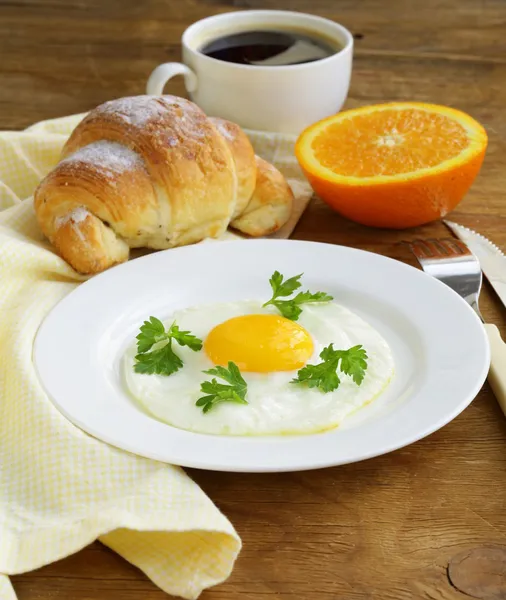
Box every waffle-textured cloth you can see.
[0,113,311,599]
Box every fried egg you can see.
[123,301,394,436]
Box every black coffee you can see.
[200,29,340,67]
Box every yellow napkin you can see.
[0,113,311,599]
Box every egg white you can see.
[123,301,394,436]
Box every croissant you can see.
[34,95,294,274]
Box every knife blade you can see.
[444,220,506,415]
[444,220,506,307]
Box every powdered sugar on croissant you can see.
[34,95,293,274]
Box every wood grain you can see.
[2,0,506,598]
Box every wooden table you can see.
[3,0,506,598]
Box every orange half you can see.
[295,102,488,228]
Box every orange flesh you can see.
[311,108,471,178]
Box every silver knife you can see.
[445,220,506,412]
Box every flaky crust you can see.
[231,156,294,237]
[34,95,293,274]
[209,117,257,219]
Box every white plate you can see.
[34,240,490,472]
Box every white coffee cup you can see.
[146,10,353,134]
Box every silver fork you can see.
[408,237,506,415]
[408,238,484,321]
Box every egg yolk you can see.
[204,314,314,373]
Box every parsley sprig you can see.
[263,271,333,321]
[196,362,248,413]
[292,344,368,393]
[134,316,202,376]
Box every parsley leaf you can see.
[292,359,341,393]
[167,322,203,351]
[263,271,333,321]
[291,344,368,393]
[268,271,303,298]
[134,340,183,376]
[292,290,334,305]
[134,317,202,376]
[196,361,248,413]
[204,362,247,394]
[338,345,368,385]
[136,316,166,353]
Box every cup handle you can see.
[146,62,198,95]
